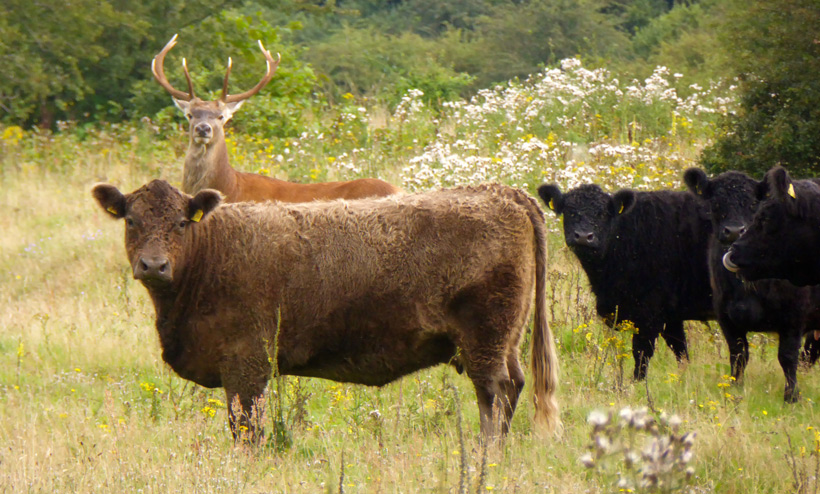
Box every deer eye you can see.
[217,115,224,120]
[186,113,192,119]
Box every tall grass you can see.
[1,60,818,492]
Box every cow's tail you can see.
[512,188,561,435]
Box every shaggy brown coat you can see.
[92,180,560,439]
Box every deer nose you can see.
[194,123,212,137]
[572,230,596,247]
[721,225,746,243]
[134,256,172,284]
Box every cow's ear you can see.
[768,166,799,215]
[537,184,564,215]
[187,189,223,222]
[683,167,711,198]
[92,183,126,219]
[611,189,637,216]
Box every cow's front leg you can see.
[220,352,272,444]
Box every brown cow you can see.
[152,35,401,202]
[92,180,560,440]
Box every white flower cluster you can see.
[581,407,697,493]
[398,58,733,193]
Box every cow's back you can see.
[588,190,713,321]
[175,184,539,385]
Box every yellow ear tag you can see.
[548,199,554,210]
[191,209,204,223]
[107,206,118,215]
[619,203,625,214]
[788,183,796,199]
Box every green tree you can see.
[701,0,820,177]
[0,0,121,126]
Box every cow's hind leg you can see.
[719,320,749,385]
[447,263,528,437]
[661,319,689,364]
[469,361,521,437]
[631,331,657,381]
[779,331,803,403]
[800,332,820,368]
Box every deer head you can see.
[152,34,281,146]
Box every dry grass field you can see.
[1,71,818,492]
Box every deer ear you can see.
[537,184,564,215]
[92,183,126,219]
[223,100,245,122]
[187,189,223,222]
[173,98,192,116]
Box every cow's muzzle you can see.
[134,256,173,284]
[571,230,598,248]
[719,224,746,244]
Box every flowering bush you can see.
[399,59,733,193]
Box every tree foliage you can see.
[1,0,731,131]
[701,0,820,178]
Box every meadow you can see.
[1,59,818,493]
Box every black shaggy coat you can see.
[538,183,714,380]
[686,168,820,402]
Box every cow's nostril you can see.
[140,260,149,272]
[159,262,168,273]
[586,233,595,242]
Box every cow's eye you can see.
[178,220,188,229]
[125,218,135,228]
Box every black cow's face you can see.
[538,183,636,260]
[724,167,820,286]
[684,169,759,245]
[92,180,222,287]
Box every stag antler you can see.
[152,34,195,101]
[221,40,281,104]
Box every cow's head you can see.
[92,180,222,287]
[723,166,820,286]
[684,168,760,245]
[538,183,636,259]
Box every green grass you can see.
[1,98,819,493]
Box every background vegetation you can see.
[2,0,820,491]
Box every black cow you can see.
[724,166,820,286]
[685,168,820,402]
[538,183,714,380]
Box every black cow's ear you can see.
[683,167,711,198]
[188,189,223,223]
[537,184,564,215]
[92,183,126,219]
[755,174,771,200]
[768,166,799,215]
[611,189,636,216]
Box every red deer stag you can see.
[152,35,401,202]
